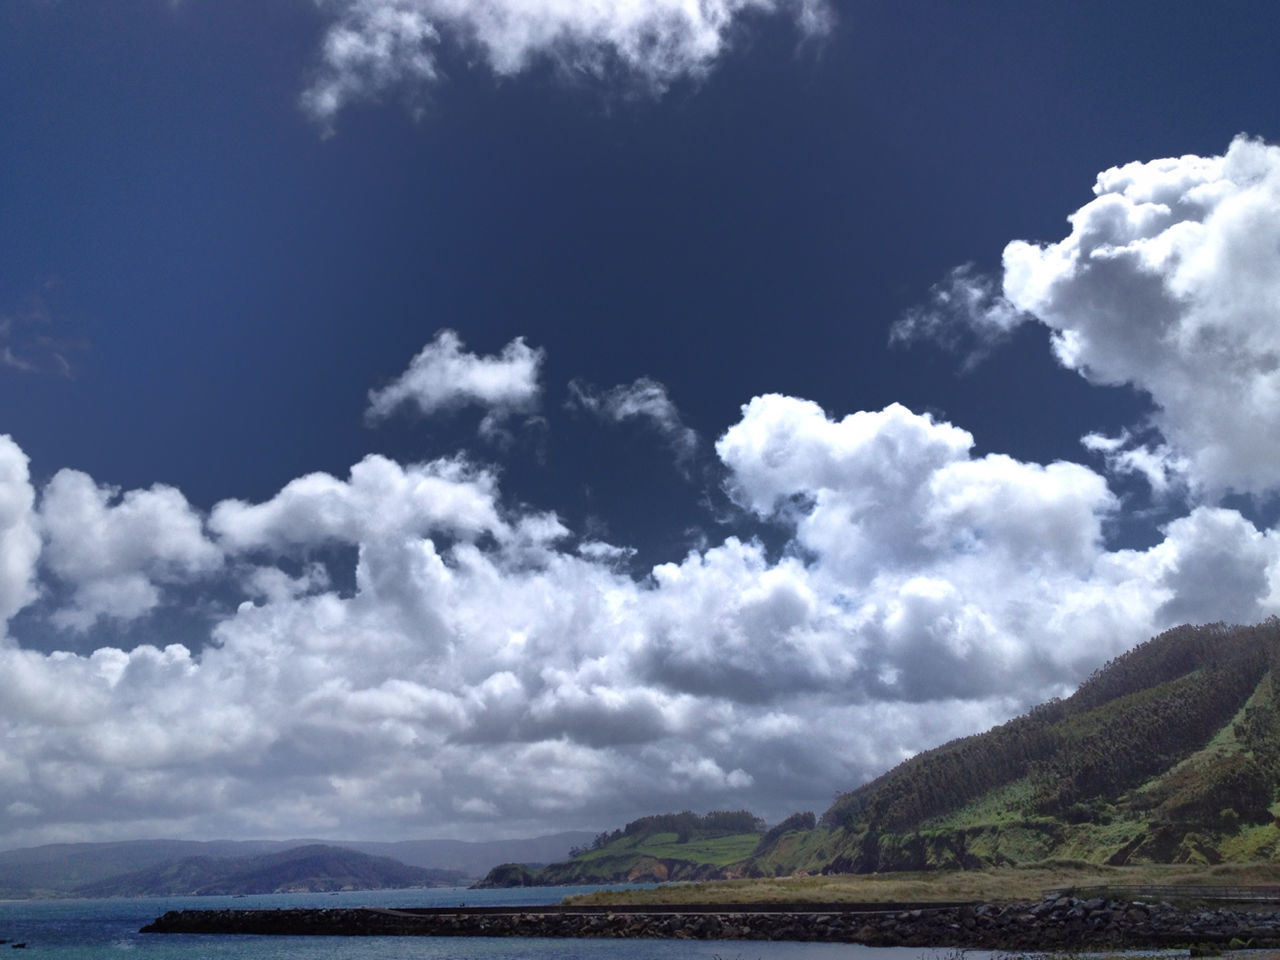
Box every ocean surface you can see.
[0,885,1000,960]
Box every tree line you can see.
[570,809,766,857]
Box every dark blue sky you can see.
[3,0,1280,845]
[11,1,1273,505]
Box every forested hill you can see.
[751,620,1280,874]
[474,811,764,887]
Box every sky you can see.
[2,0,1280,850]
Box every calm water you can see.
[0,886,997,960]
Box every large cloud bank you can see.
[5,137,1280,847]
[4,401,1279,844]
[301,0,834,125]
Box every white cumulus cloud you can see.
[38,470,222,632]
[210,454,509,553]
[1004,135,1280,496]
[0,436,40,628]
[911,135,1280,498]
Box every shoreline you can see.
[141,895,1280,949]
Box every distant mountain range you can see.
[74,844,461,897]
[0,831,593,899]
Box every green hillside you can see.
[747,620,1280,876]
[486,621,1280,890]
[475,811,764,886]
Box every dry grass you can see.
[564,862,1280,906]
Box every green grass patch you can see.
[1219,821,1280,861]
[919,778,1037,831]
[627,833,762,865]
[1053,819,1144,862]
[565,861,1280,907]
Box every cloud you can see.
[241,563,332,605]
[0,287,82,379]
[301,0,835,127]
[210,454,510,554]
[914,136,1280,497]
[568,377,699,469]
[577,540,637,565]
[301,3,440,128]
[1145,507,1280,627]
[714,395,1139,701]
[366,330,543,439]
[0,436,40,628]
[38,470,222,632]
[6,376,1279,847]
[1081,430,1188,497]
[892,263,1025,366]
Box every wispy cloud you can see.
[568,376,699,472]
[891,263,1026,369]
[301,0,835,128]
[0,285,82,379]
[367,329,544,440]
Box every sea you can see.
[0,885,1002,960]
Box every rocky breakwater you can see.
[140,896,1280,949]
[847,895,1280,950]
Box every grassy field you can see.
[564,861,1280,906]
